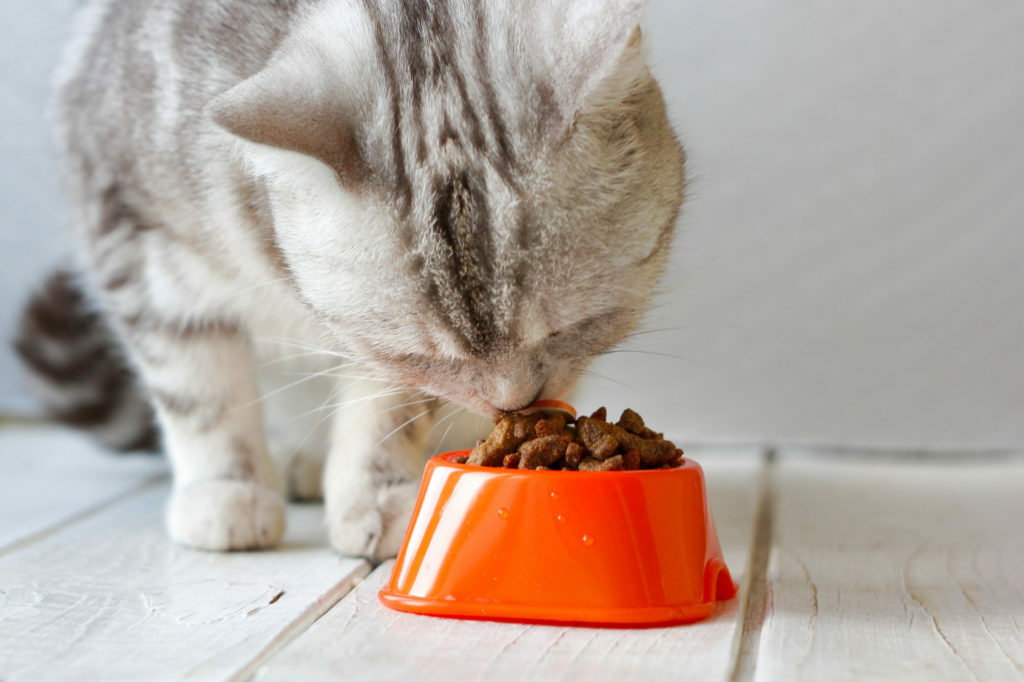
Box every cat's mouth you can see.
[361,358,566,420]
[338,333,579,419]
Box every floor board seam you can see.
[0,473,168,558]
[228,561,372,682]
[726,447,776,682]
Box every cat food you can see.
[465,407,683,471]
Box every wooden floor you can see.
[1,425,1021,681]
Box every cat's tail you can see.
[13,269,159,452]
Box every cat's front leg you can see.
[323,379,439,561]
[121,317,286,550]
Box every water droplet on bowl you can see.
[444,594,456,601]
[556,514,565,522]
[550,492,558,500]
[497,508,509,519]
[582,534,594,546]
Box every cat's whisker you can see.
[579,369,637,392]
[373,394,439,418]
[627,324,763,339]
[320,371,392,383]
[628,322,814,356]
[596,348,719,371]
[291,386,408,421]
[253,336,355,362]
[423,399,459,434]
[430,404,467,456]
[287,382,410,467]
[374,407,433,449]
[281,382,347,466]
[282,378,409,463]
[271,356,361,374]
[254,350,360,370]
[231,361,358,413]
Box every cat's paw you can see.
[284,450,324,502]
[167,479,286,551]
[326,481,419,562]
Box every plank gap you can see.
[752,452,1024,680]
[0,473,167,559]
[229,562,371,682]
[727,447,776,682]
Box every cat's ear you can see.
[206,46,369,185]
[534,0,648,117]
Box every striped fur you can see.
[16,270,158,452]
[21,0,685,558]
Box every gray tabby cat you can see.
[17,0,684,560]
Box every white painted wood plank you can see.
[755,451,1024,682]
[0,484,370,682]
[0,425,168,550]
[254,450,763,682]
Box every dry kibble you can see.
[575,417,623,460]
[617,408,660,439]
[518,435,568,469]
[467,412,542,466]
[617,408,645,434]
[565,442,584,468]
[622,449,641,471]
[535,414,566,438]
[452,454,469,464]
[466,407,683,471]
[579,455,624,471]
[621,432,679,466]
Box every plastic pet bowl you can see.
[379,451,737,627]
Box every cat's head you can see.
[210,0,684,417]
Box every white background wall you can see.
[2,1,1022,449]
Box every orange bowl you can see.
[379,451,737,627]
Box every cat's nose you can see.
[486,379,544,414]
[492,387,543,414]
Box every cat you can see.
[15,0,685,561]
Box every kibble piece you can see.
[452,454,469,464]
[535,414,566,438]
[616,408,659,439]
[575,417,624,460]
[565,442,584,468]
[621,433,679,466]
[589,406,608,422]
[503,453,521,469]
[579,454,624,471]
[510,412,543,439]
[518,435,569,469]
[617,408,645,434]
[467,413,541,466]
[622,449,641,470]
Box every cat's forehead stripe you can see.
[356,0,546,356]
[359,0,413,215]
[361,0,534,207]
[468,0,520,189]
